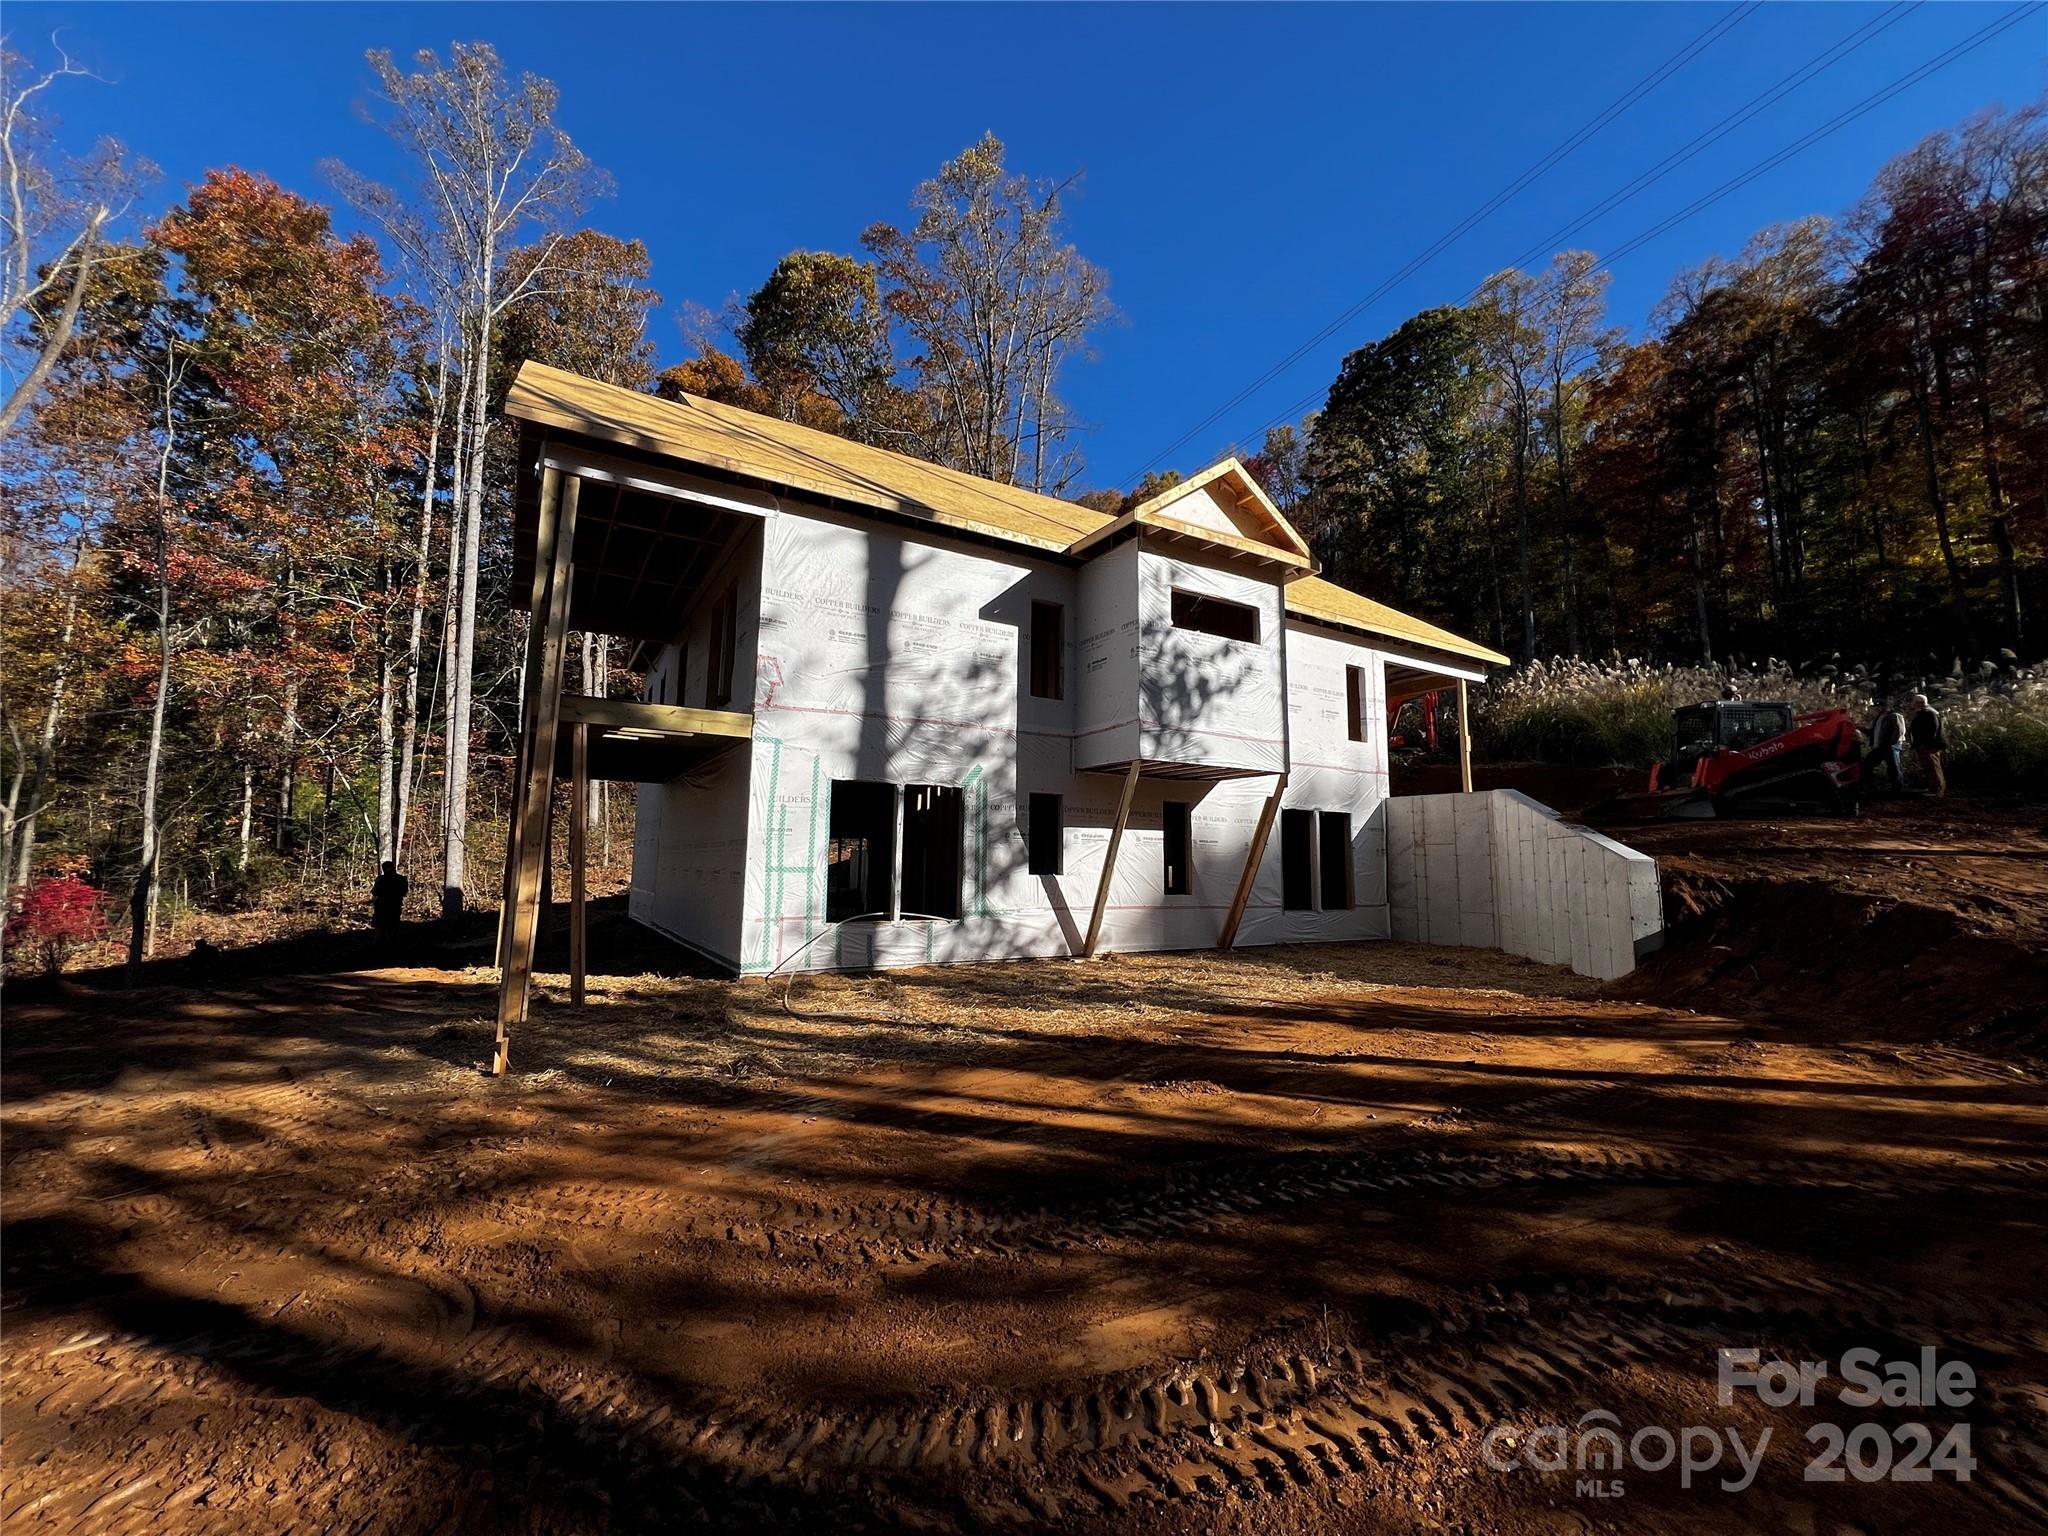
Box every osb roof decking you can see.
[1287,577,1510,668]
[506,361,1507,668]
[509,362,1102,553]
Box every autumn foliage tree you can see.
[3,872,107,976]
[1296,100,2046,670]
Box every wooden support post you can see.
[494,717,527,972]
[1457,679,1473,793]
[1083,761,1142,960]
[569,722,588,1006]
[494,469,580,1075]
[1218,774,1287,950]
[537,801,554,950]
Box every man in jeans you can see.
[1867,703,1906,791]
[1905,694,1947,798]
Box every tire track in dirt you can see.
[681,1142,2048,1272]
[835,1280,2048,1526]
[14,1267,2041,1531]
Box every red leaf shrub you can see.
[5,875,109,977]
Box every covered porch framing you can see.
[491,437,761,1076]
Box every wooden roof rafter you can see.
[1122,458,1316,564]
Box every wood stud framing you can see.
[494,454,761,1073]
[1083,761,1142,960]
[494,468,580,1075]
[1457,679,1474,794]
[569,723,588,1007]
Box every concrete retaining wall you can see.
[1386,789,1662,980]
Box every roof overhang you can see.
[1285,577,1509,671]
[506,362,1506,671]
[506,360,1099,557]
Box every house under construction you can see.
[491,361,1661,1073]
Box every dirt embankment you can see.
[1607,799,2048,1054]
[1392,758,1635,810]
[1401,763,2046,1052]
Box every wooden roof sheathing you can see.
[1285,576,1511,667]
[505,361,1506,669]
[507,362,1105,553]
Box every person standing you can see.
[1905,694,1947,798]
[372,860,410,946]
[1867,703,1906,792]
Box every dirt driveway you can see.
[5,923,2045,1534]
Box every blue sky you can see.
[12,2,2044,494]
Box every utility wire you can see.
[1117,2,1760,484]
[1495,0,1921,275]
[1236,0,2042,451]
[1600,1,2041,267]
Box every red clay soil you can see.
[1609,797,2048,1054]
[1396,761,2044,1048]
[5,858,2046,1536]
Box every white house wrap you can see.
[497,361,1664,1001]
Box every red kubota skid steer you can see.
[1611,701,1864,820]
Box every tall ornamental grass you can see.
[1944,678,2048,791]
[1474,656,2046,792]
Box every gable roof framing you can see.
[1065,459,1314,576]
[1127,459,1316,563]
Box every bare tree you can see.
[1536,250,1619,658]
[0,42,145,439]
[1,522,84,904]
[865,134,1112,491]
[323,173,461,874]
[337,43,602,916]
[127,333,185,980]
[393,329,450,865]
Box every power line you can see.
[1495,0,1921,275]
[1601,2,2041,266]
[1116,2,1761,485]
[1237,0,2042,452]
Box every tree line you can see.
[1241,102,2045,673]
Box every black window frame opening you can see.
[1027,792,1063,877]
[1279,808,1315,911]
[1029,600,1065,701]
[706,584,738,708]
[900,784,964,921]
[1170,588,1260,643]
[825,780,896,923]
[1346,665,1366,742]
[1162,800,1192,896]
[1318,811,1354,910]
